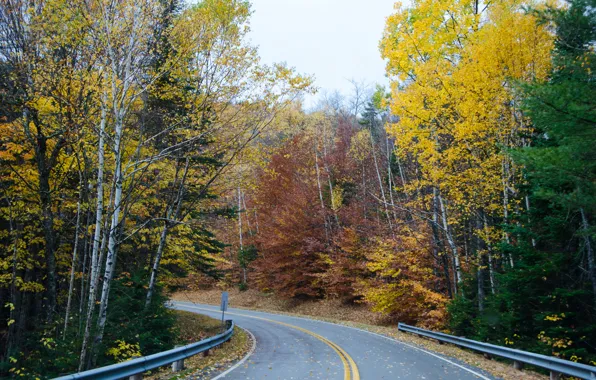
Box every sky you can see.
[247,0,398,108]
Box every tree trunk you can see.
[6,200,19,355]
[238,187,245,284]
[385,136,399,225]
[580,208,596,306]
[502,159,514,267]
[438,193,463,288]
[483,213,496,295]
[314,148,330,243]
[39,165,57,320]
[94,106,126,359]
[525,195,537,247]
[79,93,107,370]
[146,158,189,308]
[361,161,367,220]
[238,187,243,251]
[64,181,83,338]
[476,215,487,311]
[242,191,252,236]
[369,127,394,237]
[145,222,169,307]
[78,217,90,336]
[477,255,485,312]
[92,5,142,357]
[432,188,453,298]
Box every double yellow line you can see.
[188,306,360,380]
[268,318,359,380]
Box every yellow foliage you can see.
[106,340,142,362]
[359,230,447,329]
[382,0,553,222]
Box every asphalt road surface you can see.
[172,301,495,380]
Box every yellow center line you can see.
[186,306,360,380]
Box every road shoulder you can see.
[146,310,254,380]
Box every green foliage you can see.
[517,1,596,213]
[450,237,595,362]
[449,0,596,365]
[2,273,177,379]
[98,272,178,366]
[371,84,390,110]
[0,0,313,375]
[238,245,258,270]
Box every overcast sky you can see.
[247,0,398,108]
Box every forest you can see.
[0,0,594,377]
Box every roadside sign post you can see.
[220,291,228,332]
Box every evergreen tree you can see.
[450,0,596,364]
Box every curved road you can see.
[172,301,495,380]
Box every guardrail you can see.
[54,320,234,380]
[398,322,596,380]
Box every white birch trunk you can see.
[482,214,496,295]
[79,93,107,370]
[314,149,330,243]
[385,136,399,224]
[93,0,143,357]
[242,191,252,235]
[439,193,463,287]
[94,105,125,354]
[369,128,394,236]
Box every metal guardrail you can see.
[54,320,234,380]
[398,322,596,380]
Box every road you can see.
[172,301,495,380]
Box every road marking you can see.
[174,301,490,380]
[271,318,358,380]
[177,304,360,380]
[212,326,257,380]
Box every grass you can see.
[173,288,548,380]
[145,310,252,380]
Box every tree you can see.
[381,0,553,306]
[0,0,313,376]
[470,0,596,362]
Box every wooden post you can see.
[203,349,210,357]
[129,374,142,380]
[550,371,561,380]
[513,361,524,370]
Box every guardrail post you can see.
[172,358,185,372]
[396,322,596,380]
[171,344,185,373]
[53,320,235,380]
[203,349,210,357]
